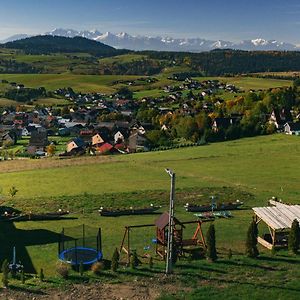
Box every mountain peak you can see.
[1,28,299,52]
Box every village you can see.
[0,76,299,159]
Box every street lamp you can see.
[165,168,175,275]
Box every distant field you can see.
[194,76,292,90]
[0,73,143,93]
[252,71,300,77]
[99,54,147,64]
[0,73,291,101]
[34,97,70,106]
[0,97,20,106]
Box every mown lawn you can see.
[1,134,300,299]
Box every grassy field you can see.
[0,74,144,94]
[1,134,299,201]
[194,76,292,91]
[1,130,300,298]
[0,73,292,103]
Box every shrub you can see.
[111,248,120,272]
[206,224,217,262]
[149,256,154,269]
[91,261,104,275]
[79,261,84,276]
[39,268,45,282]
[2,259,9,288]
[56,261,69,279]
[227,248,233,260]
[131,250,139,269]
[288,219,300,254]
[245,220,259,258]
[21,269,25,284]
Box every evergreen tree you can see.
[1,259,9,288]
[227,248,233,260]
[111,248,120,272]
[245,220,259,258]
[131,250,139,269]
[39,268,45,282]
[149,256,154,269]
[288,219,300,254]
[206,224,217,262]
[21,269,25,284]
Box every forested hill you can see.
[144,49,300,76]
[2,35,125,57]
[2,36,300,75]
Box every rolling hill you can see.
[3,35,123,57]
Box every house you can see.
[128,132,149,152]
[66,137,86,153]
[96,142,117,154]
[0,132,16,147]
[212,118,235,132]
[114,131,125,144]
[22,127,30,137]
[92,133,105,146]
[27,128,49,155]
[80,129,94,141]
[284,122,300,135]
[269,108,292,130]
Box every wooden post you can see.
[127,227,130,265]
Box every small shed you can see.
[253,200,300,249]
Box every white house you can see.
[284,122,300,135]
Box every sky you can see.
[0,0,300,43]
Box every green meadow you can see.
[1,127,300,298]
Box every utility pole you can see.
[165,168,175,275]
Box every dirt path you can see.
[0,156,118,174]
[0,278,190,300]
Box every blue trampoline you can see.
[58,225,102,267]
[59,246,103,265]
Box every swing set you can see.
[119,212,212,264]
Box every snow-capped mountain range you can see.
[1,28,299,52]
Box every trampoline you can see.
[58,224,102,269]
[59,246,103,265]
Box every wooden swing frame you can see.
[119,220,209,265]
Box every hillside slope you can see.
[3,35,123,57]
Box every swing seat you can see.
[182,239,198,246]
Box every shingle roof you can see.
[253,202,300,230]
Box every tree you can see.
[111,248,120,272]
[288,219,300,254]
[46,144,56,156]
[39,268,45,282]
[131,250,139,269]
[1,259,9,288]
[149,256,154,269]
[9,186,18,198]
[117,87,133,100]
[20,269,25,284]
[206,224,217,262]
[245,220,259,258]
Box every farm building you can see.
[253,200,300,249]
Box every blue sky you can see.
[0,0,299,43]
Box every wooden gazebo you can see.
[253,200,300,249]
